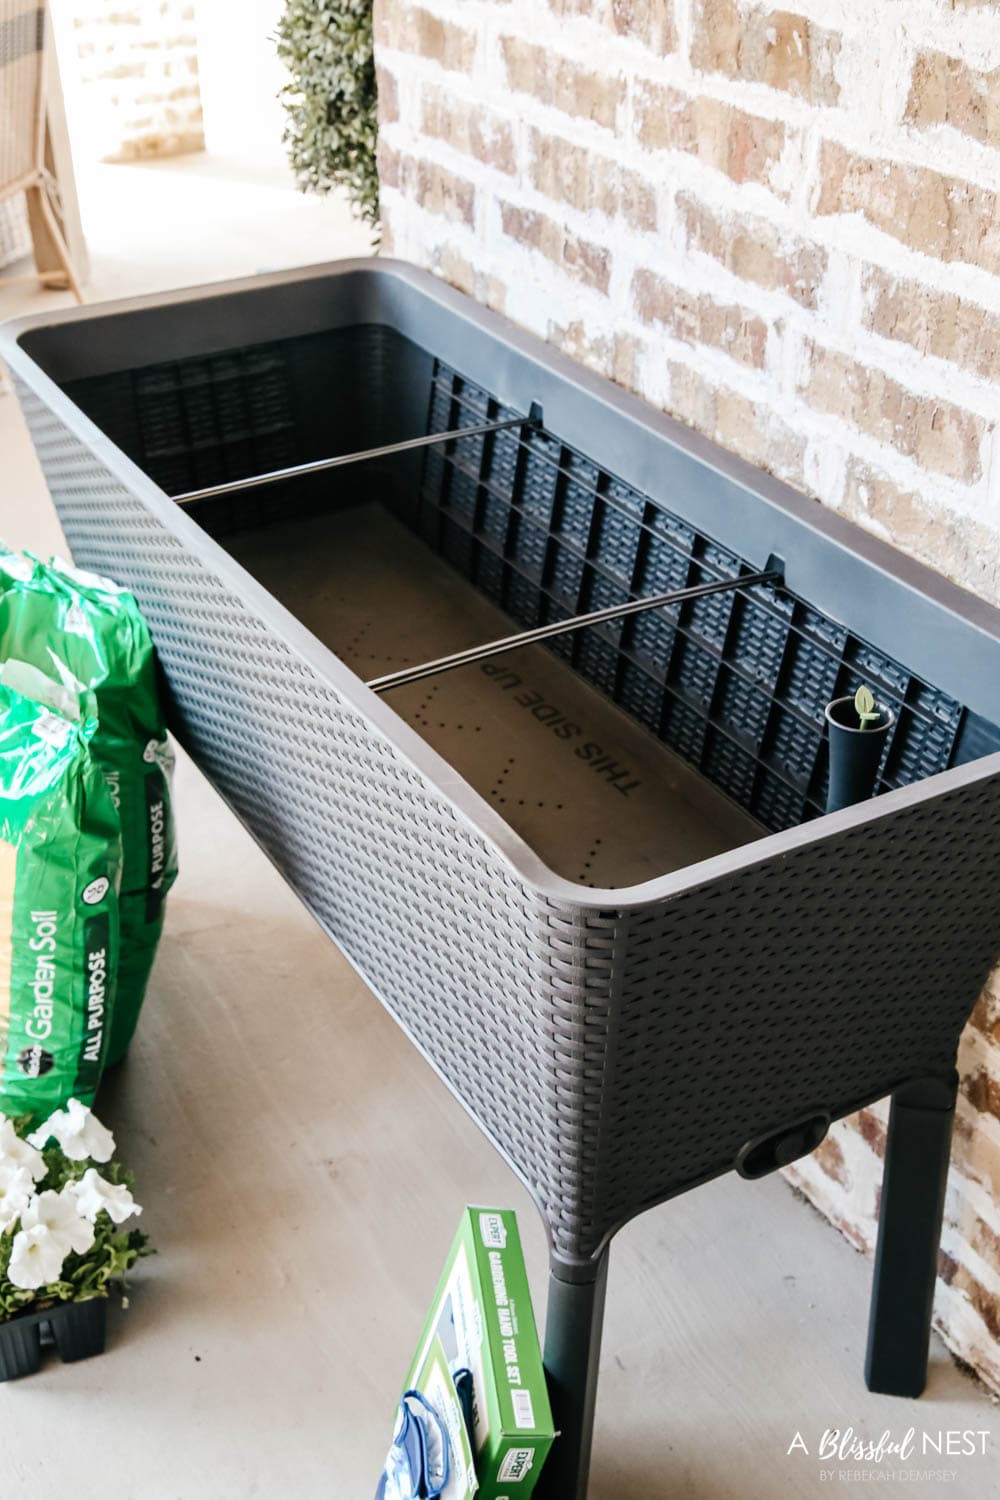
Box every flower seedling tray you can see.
[5,262,1000,1496]
[0,1297,106,1381]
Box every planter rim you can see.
[825,695,896,736]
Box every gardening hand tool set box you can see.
[385,1208,554,1499]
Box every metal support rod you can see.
[536,1251,610,1500]
[368,569,780,694]
[865,1071,958,1398]
[171,414,536,506]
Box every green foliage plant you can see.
[854,684,881,730]
[276,0,380,235]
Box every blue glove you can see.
[375,1388,451,1500]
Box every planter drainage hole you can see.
[491,759,515,800]
[579,838,603,882]
[736,1112,830,1179]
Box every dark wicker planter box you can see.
[4,262,1000,1494]
[0,1298,107,1381]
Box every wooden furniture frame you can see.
[0,2,86,300]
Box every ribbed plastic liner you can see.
[412,359,979,831]
[55,330,993,835]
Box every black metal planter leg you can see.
[537,1247,610,1500]
[865,1072,958,1398]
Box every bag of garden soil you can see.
[0,682,121,1122]
[0,552,176,1065]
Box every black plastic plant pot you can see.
[825,696,895,814]
[0,1297,107,1381]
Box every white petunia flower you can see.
[69,1168,142,1225]
[0,1118,45,1181]
[21,1189,95,1256]
[28,1098,115,1163]
[7,1224,67,1290]
[0,1162,34,1234]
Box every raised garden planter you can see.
[5,262,1000,1496]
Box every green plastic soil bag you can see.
[0,552,176,1066]
[0,683,121,1123]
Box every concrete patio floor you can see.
[0,155,997,1499]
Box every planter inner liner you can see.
[31,318,1000,852]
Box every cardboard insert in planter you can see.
[406,1208,555,1499]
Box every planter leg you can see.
[536,1247,610,1500]
[865,1072,958,1398]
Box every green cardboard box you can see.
[407,1208,556,1498]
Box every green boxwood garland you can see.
[277,0,380,233]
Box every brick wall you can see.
[69,0,203,161]
[374,0,1000,1391]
